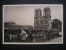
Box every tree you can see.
[51,19,62,32]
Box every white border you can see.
[2,4,63,44]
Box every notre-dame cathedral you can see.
[34,7,51,30]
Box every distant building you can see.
[34,7,51,30]
[4,21,16,28]
[4,21,33,29]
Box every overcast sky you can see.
[3,4,63,26]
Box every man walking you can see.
[28,30,33,42]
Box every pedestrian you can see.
[36,32,39,42]
[47,30,51,41]
[28,30,33,42]
[26,33,28,42]
[20,29,26,42]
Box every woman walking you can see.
[20,29,26,42]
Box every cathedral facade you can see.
[34,7,51,30]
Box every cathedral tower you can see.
[34,9,43,29]
[43,7,51,30]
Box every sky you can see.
[3,4,63,26]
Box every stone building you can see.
[4,21,33,29]
[34,7,51,30]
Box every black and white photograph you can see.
[3,4,63,44]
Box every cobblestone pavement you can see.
[41,36,63,43]
[18,36,63,43]
[4,36,63,44]
[27,36,63,44]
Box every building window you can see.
[40,21,43,24]
[36,21,39,25]
[43,25,48,29]
[45,20,48,24]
